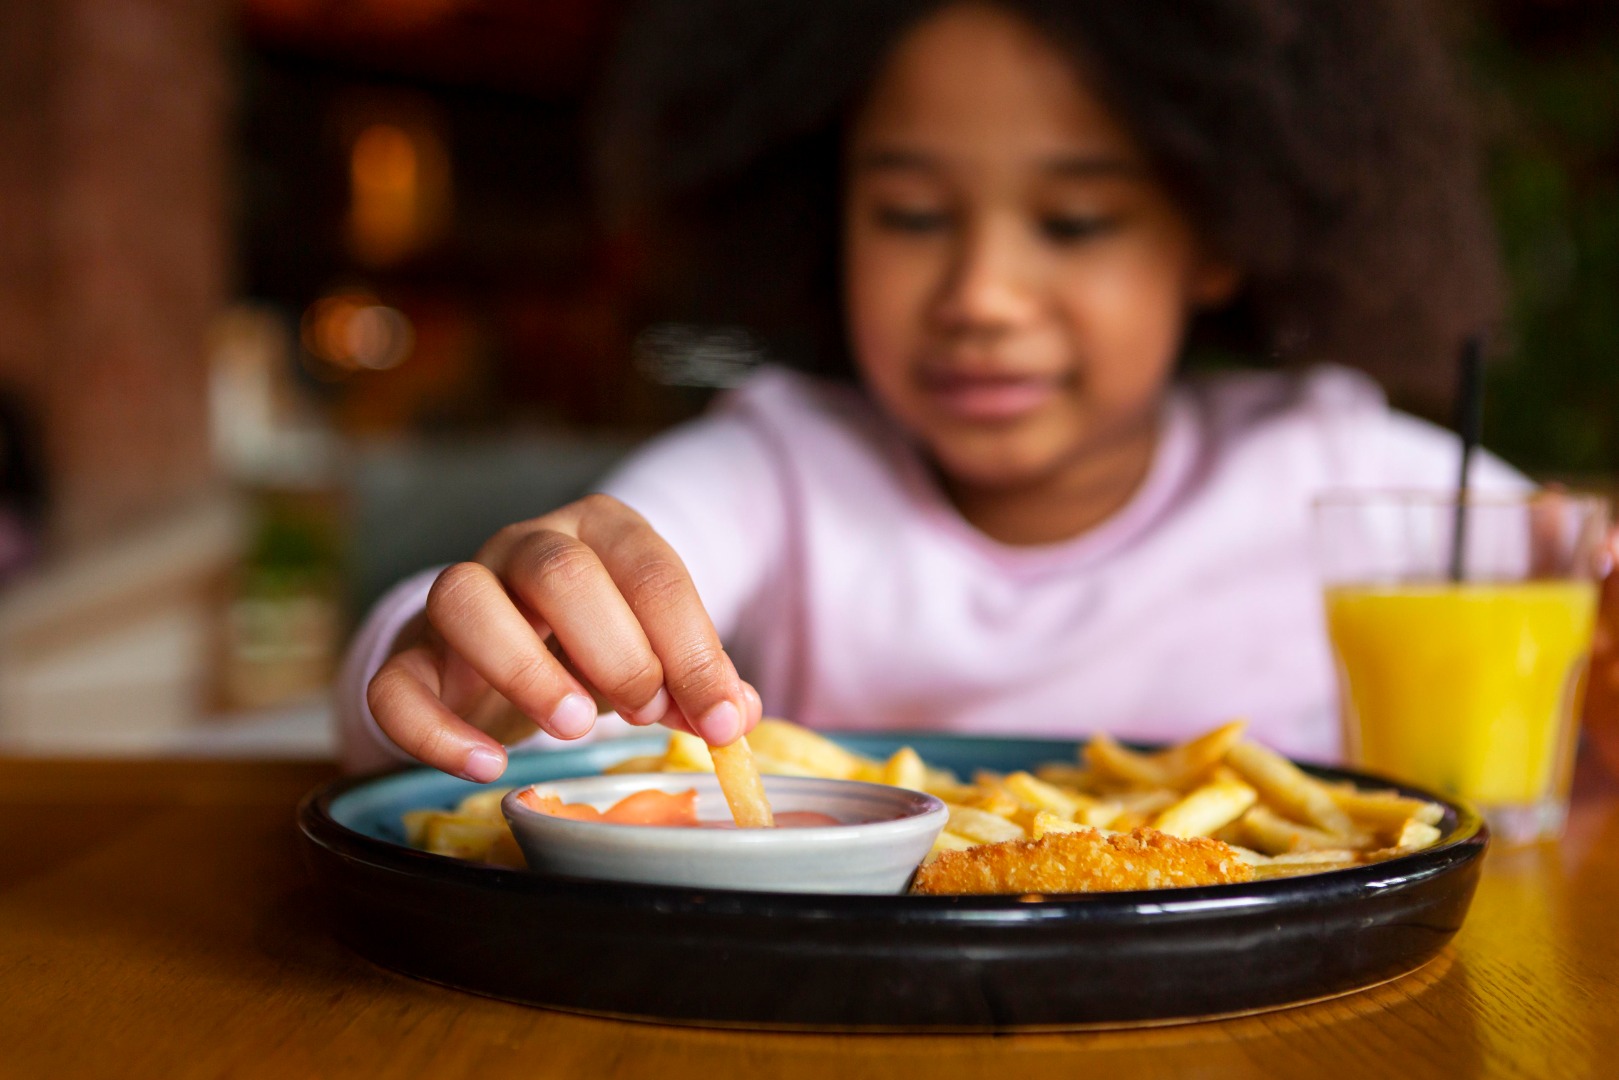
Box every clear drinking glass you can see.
[1314,491,1610,843]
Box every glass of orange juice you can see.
[1315,491,1610,843]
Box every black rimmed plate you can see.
[297,733,1487,1031]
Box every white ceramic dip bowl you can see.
[501,772,948,894]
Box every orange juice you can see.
[1326,581,1598,806]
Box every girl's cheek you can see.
[848,252,925,351]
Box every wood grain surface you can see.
[2,755,1615,1079]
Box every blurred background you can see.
[0,0,1613,755]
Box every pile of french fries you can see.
[405,718,1446,881]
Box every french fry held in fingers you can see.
[709,736,775,828]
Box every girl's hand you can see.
[366,494,762,781]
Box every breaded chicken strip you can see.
[912,826,1255,895]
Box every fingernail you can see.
[547,693,598,739]
[696,700,743,746]
[741,682,762,720]
[627,687,671,727]
[462,746,505,783]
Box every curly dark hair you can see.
[595,0,1501,396]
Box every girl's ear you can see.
[1188,256,1243,310]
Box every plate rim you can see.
[297,730,1489,917]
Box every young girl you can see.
[342,0,1564,781]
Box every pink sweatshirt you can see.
[338,364,1523,772]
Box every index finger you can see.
[573,497,757,746]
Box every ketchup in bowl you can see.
[516,787,842,828]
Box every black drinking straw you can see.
[1448,334,1486,581]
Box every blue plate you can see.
[299,732,1487,1031]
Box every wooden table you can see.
[3,757,1615,1079]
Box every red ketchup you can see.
[517,787,841,828]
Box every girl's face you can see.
[844,3,1236,493]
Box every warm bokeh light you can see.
[300,291,415,374]
[249,0,474,35]
[346,121,450,266]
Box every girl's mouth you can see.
[918,370,1065,422]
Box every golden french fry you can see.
[1251,853,1363,879]
[710,737,775,828]
[454,787,515,820]
[1084,732,1171,787]
[850,761,885,783]
[1113,788,1180,817]
[1394,819,1442,852]
[1225,844,1271,866]
[421,815,511,861]
[1225,740,1356,837]
[665,730,716,772]
[881,747,928,790]
[929,829,979,853]
[745,718,870,779]
[924,778,983,803]
[749,752,827,778]
[1073,798,1125,829]
[944,803,1026,843]
[1098,785,1178,831]
[1153,720,1249,789]
[402,809,437,848]
[965,780,1023,818]
[1237,805,1356,855]
[1033,763,1095,789]
[1029,810,1095,839]
[1151,777,1259,839]
[1268,848,1364,865]
[1003,771,1083,818]
[1328,785,1445,833]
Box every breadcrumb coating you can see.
[912,827,1255,895]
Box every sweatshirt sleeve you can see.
[334,396,786,773]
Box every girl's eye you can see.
[1039,215,1118,243]
[873,206,951,234]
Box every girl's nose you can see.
[932,218,1039,336]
